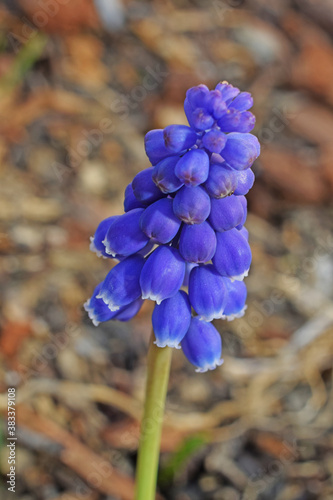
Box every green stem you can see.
[135,334,172,500]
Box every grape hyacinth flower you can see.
[84,283,144,326]
[181,317,223,373]
[152,290,191,348]
[85,81,260,373]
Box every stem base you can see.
[135,335,172,500]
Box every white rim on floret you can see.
[83,299,100,327]
[198,310,224,322]
[195,358,224,373]
[141,292,164,305]
[89,237,105,258]
[154,339,182,349]
[101,237,117,257]
[95,290,121,312]
[221,304,247,322]
[230,269,249,282]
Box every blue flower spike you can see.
[86,81,260,373]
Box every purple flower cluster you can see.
[85,82,260,373]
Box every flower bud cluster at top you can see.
[85,82,260,373]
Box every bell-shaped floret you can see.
[140,198,181,244]
[215,82,240,103]
[212,228,252,281]
[184,98,215,131]
[181,317,223,372]
[230,92,253,112]
[208,195,246,232]
[97,255,145,311]
[218,110,255,133]
[152,291,191,348]
[186,84,209,107]
[144,129,174,165]
[124,183,147,212]
[132,167,164,204]
[84,283,116,325]
[222,279,247,320]
[234,169,255,196]
[222,133,260,171]
[184,85,211,130]
[90,216,119,258]
[85,284,143,325]
[175,149,209,187]
[179,221,216,263]
[188,265,228,321]
[173,186,211,225]
[204,163,238,199]
[190,107,215,131]
[202,129,227,153]
[152,156,183,194]
[163,125,197,153]
[238,112,256,133]
[140,246,186,304]
[203,90,227,119]
[103,208,149,257]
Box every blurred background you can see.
[0,0,333,499]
